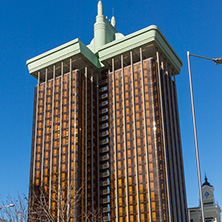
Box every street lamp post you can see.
[187,51,222,222]
[0,204,15,222]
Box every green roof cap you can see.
[26,1,183,77]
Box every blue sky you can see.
[0,0,221,209]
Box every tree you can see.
[0,187,104,222]
[28,185,83,222]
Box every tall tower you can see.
[27,1,188,221]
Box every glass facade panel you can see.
[107,57,187,221]
[29,69,98,221]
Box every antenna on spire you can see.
[98,1,103,15]
[205,173,207,182]
[112,8,114,16]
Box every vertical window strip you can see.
[173,76,188,221]
[153,56,168,220]
[143,59,152,218]
[32,71,40,204]
[58,62,64,220]
[112,58,119,222]
[130,51,141,221]
[165,62,180,220]
[52,74,61,217]
[41,69,48,188]
[49,65,55,211]
[96,73,100,209]
[170,70,185,221]
[160,57,176,221]
[140,49,152,222]
[73,70,78,219]
[116,68,126,220]
[84,67,88,215]
[67,59,72,220]
[90,71,94,212]
[45,80,53,193]
[108,70,115,220]
[157,59,169,220]
[121,55,130,222]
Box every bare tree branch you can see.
[1,183,104,222]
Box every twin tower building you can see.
[27,1,188,221]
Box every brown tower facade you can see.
[107,53,187,221]
[27,2,187,221]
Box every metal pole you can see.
[189,53,222,65]
[187,51,205,222]
[189,53,215,61]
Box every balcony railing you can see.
[101,179,110,186]
[101,171,109,178]
[100,94,108,100]
[101,146,109,153]
[101,162,109,169]
[100,115,108,122]
[101,108,108,114]
[103,216,110,222]
[103,206,110,213]
[101,130,108,137]
[101,101,108,107]
[101,138,108,145]
[102,189,110,195]
[101,152,109,160]
[99,79,108,85]
[101,154,109,161]
[102,197,110,204]
[101,122,109,129]
[100,86,108,92]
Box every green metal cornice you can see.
[26,38,101,75]
[98,25,183,74]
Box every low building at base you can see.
[188,176,221,222]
